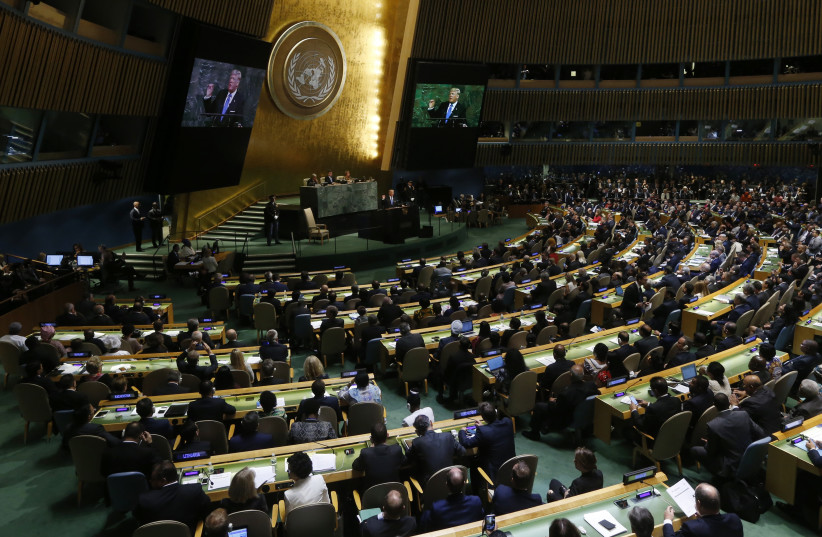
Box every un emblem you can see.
[268,22,347,120]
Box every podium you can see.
[357,207,420,244]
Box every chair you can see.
[253,302,277,342]
[734,310,755,337]
[271,361,291,383]
[312,299,330,313]
[632,411,692,474]
[13,383,53,443]
[208,286,231,320]
[196,419,229,455]
[506,331,527,350]
[69,434,107,504]
[623,352,641,374]
[536,325,558,345]
[180,373,201,393]
[0,340,21,387]
[54,409,74,434]
[736,436,773,484]
[76,381,111,406]
[318,406,339,436]
[501,287,516,312]
[662,309,681,330]
[258,416,289,447]
[107,471,148,512]
[238,294,256,324]
[398,347,430,396]
[774,325,795,352]
[133,520,192,537]
[345,402,384,436]
[474,276,492,301]
[438,340,462,378]
[498,371,538,429]
[344,297,361,311]
[281,499,337,536]
[565,395,597,446]
[340,272,357,287]
[689,406,719,452]
[416,315,436,328]
[567,317,586,338]
[293,314,314,352]
[76,342,102,356]
[151,434,173,461]
[550,371,573,398]
[320,327,347,367]
[231,369,252,388]
[353,482,412,517]
[312,273,329,287]
[449,309,468,322]
[228,509,275,537]
[364,338,384,370]
[772,370,798,410]
[303,208,330,244]
[476,304,493,319]
[575,299,592,321]
[639,346,665,373]
[141,368,174,396]
[412,465,470,509]
[417,266,434,288]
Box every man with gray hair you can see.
[628,506,654,537]
[259,329,288,362]
[789,379,822,419]
[0,321,27,351]
[176,338,218,381]
[202,68,245,127]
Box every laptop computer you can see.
[228,527,249,537]
[486,355,505,372]
[46,255,63,266]
[77,255,94,267]
[460,320,474,335]
[681,363,697,382]
[615,286,624,297]
[434,205,443,214]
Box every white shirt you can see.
[284,474,330,515]
[402,407,435,427]
[202,256,218,273]
[0,334,27,351]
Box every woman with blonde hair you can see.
[220,467,268,514]
[230,349,255,384]
[299,355,329,382]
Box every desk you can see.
[417,472,684,537]
[753,247,781,280]
[41,322,227,346]
[793,301,822,350]
[300,182,378,218]
[680,277,749,337]
[592,340,788,443]
[92,376,375,431]
[357,207,421,244]
[112,299,174,323]
[174,417,475,501]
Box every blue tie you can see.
[222,94,232,115]
[446,103,454,122]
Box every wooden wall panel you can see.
[475,142,817,168]
[147,0,274,38]
[413,0,822,65]
[481,84,822,122]
[0,9,166,115]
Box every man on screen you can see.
[202,69,246,127]
[427,87,468,127]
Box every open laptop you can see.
[434,205,443,214]
[680,363,697,382]
[46,255,63,266]
[615,285,624,297]
[228,526,249,537]
[460,320,474,336]
[486,355,505,372]
[77,255,94,267]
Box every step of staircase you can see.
[241,252,297,272]
[124,252,166,279]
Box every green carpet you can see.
[0,216,812,536]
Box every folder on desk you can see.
[583,511,627,537]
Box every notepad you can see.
[311,320,323,329]
[583,510,627,537]
[208,472,233,490]
[59,363,84,374]
[804,425,822,443]
[253,466,276,488]
[165,330,181,337]
[694,309,713,316]
[309,453,337,472]
[535,356,555,367]
[246,356,262,365]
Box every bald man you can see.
[732,374,782,435]
[662,483,742,537]
[360,490,417,537]
[420,467,483,531]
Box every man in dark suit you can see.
[714,322,742,352]
[154,370,190,396]
[352,422,405,490]
[692,332,715,359]
[259,329,289,362]
[51,374,90,411]
[263,194,281,246]
[394,322,425,364]
[457,402,516,482]
[781,339,822,386]
[620,273,648,321]
[62,403,121,450]
[666,337,696,368]
[632,324,660,359]
[377,297,403,327]
[682,375,713,433]
[228,412,275,453]
[136,397,175,441]
[101,422,159,478]
[537,344,573,394]
[296,379,342,420]
[629,376,682,444]
[420,467,483,531]
[130,201,145,251]
[650,289,679,331]
[359,315,386,361]
[150,321,176,352]
[733,374,782,435]
[202,69,246,127]
[176,319,215,349]
[186,381,236,423]
[134,461,211,533]
[219,329,245,349]
[55,302,86,326]
[404,414,466,485]
[661,483,743,537]
[381,189,398,209]
[492,460,542,515]
[606,332,634,378]
[523,365,599,441]
[690,392,765,476]
[176,345,219,382]
[426,87,468,127]
[656,266,681,293]
[530,271,557,305]
[254,358,286,387]
[360,490,417,537]
[318,305,344,336]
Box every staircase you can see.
[125,251,167,280]
[241,251,297,273]
[197,200,267,244]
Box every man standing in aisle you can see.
[130,201,146,251]
[264,195,281,246]
[148,202,164,248]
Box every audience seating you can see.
[398,347,430,396]
[13,383,53,443]
[632,411,692,475]
[353,482,413,517]
[69,434,107,505]
[133,520,195,537]
[0,341,21,387]
[107,471,149,512]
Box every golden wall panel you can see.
[413,0,822,64]
[147,0,275,38]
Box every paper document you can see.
[253,466,276,488]
[207,472,233,490]
[618,396,633,405]
[311,320,322,329]
[583,510,627,537]
[694,309,713,316]
[108,364,131,373]
[165,330,181,337]
[668,478,697,517]
[59,363,84,374]
[714,295,731,304]
[535,357,555,367]
[246,356,262,365]
[349,313,360,321]
[804,425,822,443]
[672,384,690,394]
[309,453,337,472]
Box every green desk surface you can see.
[771,423,822,466]
[55,353,266,377]
[46,326,225,342]
[489,486,681,537]
[475,324,643,381]
[596,345,788,415]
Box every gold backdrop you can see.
[176,0,415,234]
